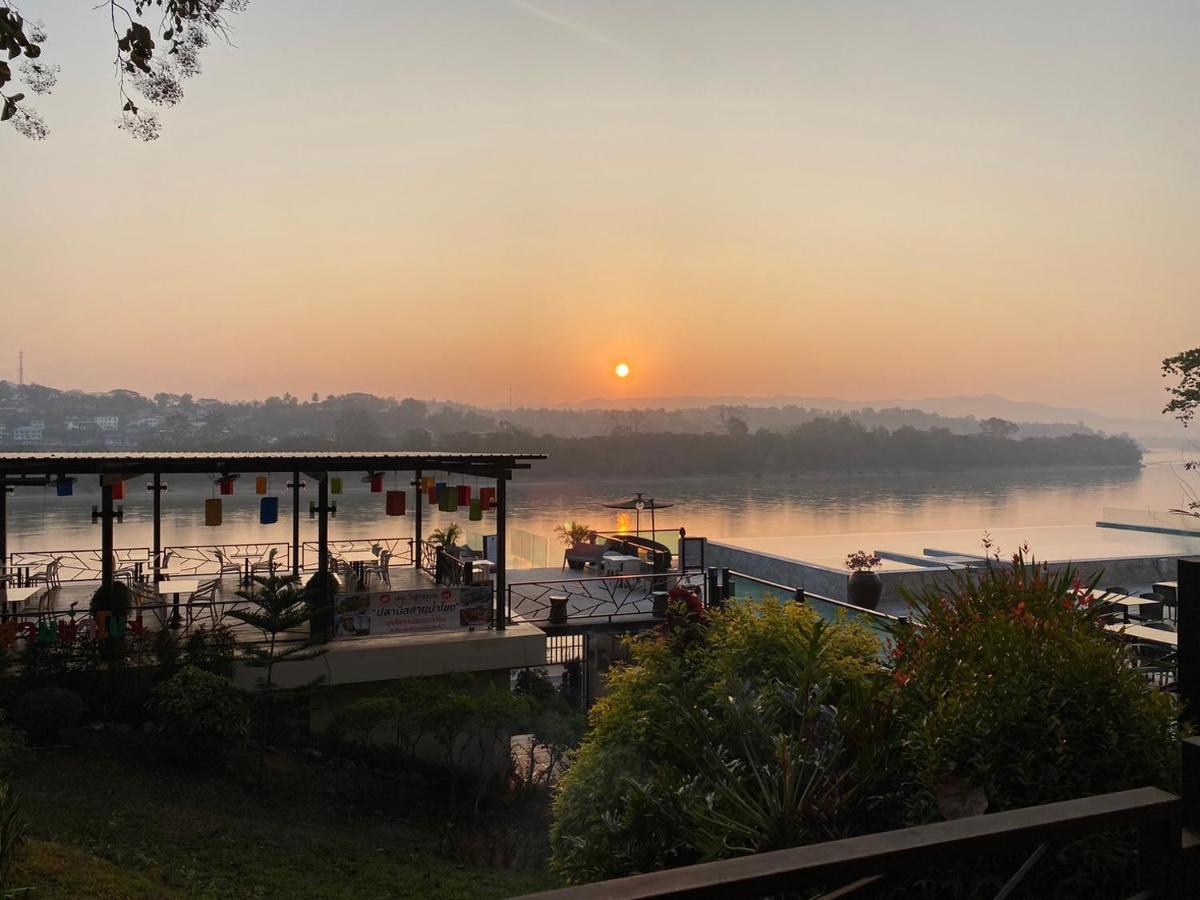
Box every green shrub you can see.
[0,781,26,895]
[549,598,887,883]
[183,625,237,678]
[149,665,248,766]
[886,551,1183,895]
[89,582,131,621]
[890,553,1181,816]
[10,687,85,745]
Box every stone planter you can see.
[847,570,883,610]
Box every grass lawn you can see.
[7,730,561,899]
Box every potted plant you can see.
[845,550,883,610]
[556,521,599,571]
[429,522,463,551]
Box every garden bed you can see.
[7,729,559,898]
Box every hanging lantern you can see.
[469,498,483,522]
[219,477,234,496]
[111,480,126,501]
[260,496,279,524]
[445,485,459,512]
[331,476,343,495]
[56,478,74,497]
[457,485,471,506]
[427,480,438,504]
[480,486,497,510]
[386,490,406,516]
[423,476,435,491]
[370,473,384,493]
[256,476,268,495]
[205,498,223,526]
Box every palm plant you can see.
[225,575,329,789]
[554,520,595,547]
[429,522,462,547]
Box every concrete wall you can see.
[706,541,1190,615]
[233,620,547,691]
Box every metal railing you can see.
[721,570,911,626]
[517,786,1182,899]
[303,537,414,570]
[164,541,291,580]
[507,570,702,625]
[8,546,153,583]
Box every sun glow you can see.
[614,362,630,379]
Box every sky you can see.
[3,0,1198,418]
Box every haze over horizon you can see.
[5,1,1198,419]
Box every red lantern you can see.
[427,481,438,504]
[111,480,126,501]
[457,485,471,506]
[386,490,406,516]
[370,473,384,493]
[219,478,234,496]
[480,487,496,510]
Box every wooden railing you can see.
[517,787,1183,899]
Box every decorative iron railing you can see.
[163,542,291,581]
[507,570,703,625]
[302,537,414,570]
[9,546,152,583]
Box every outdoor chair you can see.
[250,547,279,580]
[212,549,243,581]
[129,580,166,627]
[117,553,152,584]
[186,578,222,628]
[28,558,62,590]
[364,550,392,587]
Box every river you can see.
[4,450,1196,562]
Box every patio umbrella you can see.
[602,492,674,537]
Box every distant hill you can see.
[542,393,1184,445]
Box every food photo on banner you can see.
[334,585,493,638]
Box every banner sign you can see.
[334,585,492,639]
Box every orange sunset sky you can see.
[4,1,1198,418]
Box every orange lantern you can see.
[256,476,268,495]
[205,498,222,526]
[427,481,438,504]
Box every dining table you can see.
[0,586,38,621]
[159,578,201,629]
[339,551,382,589]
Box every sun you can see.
[614,362,631,379]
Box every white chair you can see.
[250,547,279,580]
[129,580,166,627]
[212,549,242,581]
[28,558,62,590]
[186,578,222,628]
[364,550,392,587]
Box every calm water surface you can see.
[5,450,1196,557]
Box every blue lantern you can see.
[260,496,279,525]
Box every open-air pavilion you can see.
[0,451,546,632]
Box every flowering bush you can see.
[845,550,881,572]
[884,549,1183,894]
